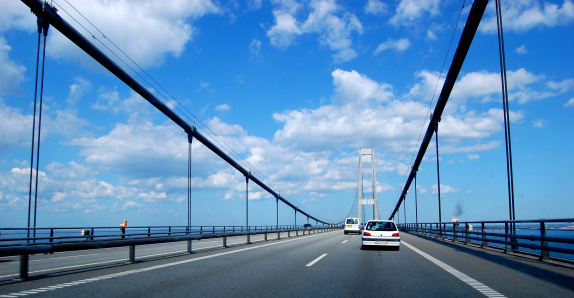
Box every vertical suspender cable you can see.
[246,175,249,230]
[27,17,43,242]
[415,172,418,225]
[496,0,516,229]
[403,196,406,224]
[435,123,442,223]
[32,17,49,240]
[187,134,193,229]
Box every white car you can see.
[361,220,400,250]
[344,217,361,234]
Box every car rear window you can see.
[366,222,397,231]
[346,218,358,224]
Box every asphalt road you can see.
[1,231,573,297]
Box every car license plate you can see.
[375,241,387,245]
[347,225,352,228]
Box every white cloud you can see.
[45,0,221,68]
[468,154,480,160]
[215,104,231,113]
[332,69,394,105]
[480,0,574,33]
[516,45,528,54]
[0,37,26,97]
[365,0,388,15]
[409,68,572,106]
[0,1,36,33]
[373,38,411,55]
[390,0,441,27]
[249,39,262,58]
[426,29,437,41]
[533,119,548,128]
[267,0,363,63]
[267,11,302,48]
[69,120,190,179]
[0,100,32,153]
[565,98,574,107]
[432,184,459,195]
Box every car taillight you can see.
[363,232,371,236]
[392,233,400,237]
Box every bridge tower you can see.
[358,148,380,222]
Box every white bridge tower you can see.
[358,148,380,222]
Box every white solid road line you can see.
[306,254,328,267]
[402,241,506,298]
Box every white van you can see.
[344,217,361,234]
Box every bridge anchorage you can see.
[357,148,380,223]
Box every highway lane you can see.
[0,233,290,280]
[1,231,573,297]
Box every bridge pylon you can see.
[358,148,380,223]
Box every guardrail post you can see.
[128,245,135,263]
[223,236,227,248]
[504,222,509,253]
[540,222,550,261]
[465,223,470,245]
[265,233,268,241]
[20,254,29,280]
[187,240,192,253]
[247,234,251,244]
[453,223,458,242]
[481,223,487,248]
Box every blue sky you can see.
[1,0,573,228]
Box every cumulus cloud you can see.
[0,37,26,97]
[480,0,574,34]
[365,0,388,15]
[565,98,574,107]
[267,0,363,63]
[272,68,519,154]
[45,0,221,68]
[408,68,572,106]
[0,1,36,33]
[389,0,441,27]
[0,100,32,153]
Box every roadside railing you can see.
[398,218,574,264]
[0,225,339,279]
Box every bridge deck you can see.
[0,231,573,297]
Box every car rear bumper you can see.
[344,228,361,233]
[362,237,401,246]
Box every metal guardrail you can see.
[398,218,574,264]
[0,225,339,280]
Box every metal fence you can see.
[398,218,574,264]
[0,224,339,279]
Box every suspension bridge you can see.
[1,0,573,296]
